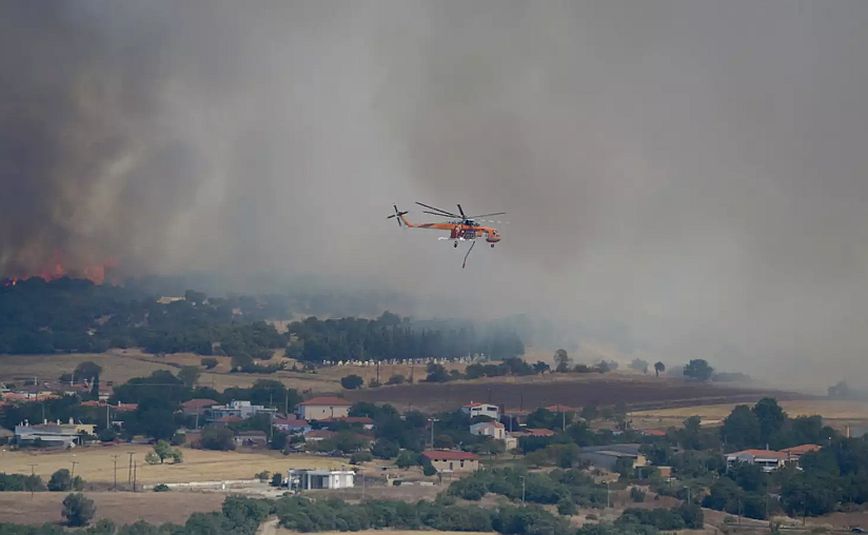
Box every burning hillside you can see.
[1,252,118,286]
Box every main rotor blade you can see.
[422,210,456,218]
[416,201,459,217]
[468,212,506,218]
[457,204,466,218]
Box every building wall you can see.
[298,404,350,420]
[429,458,479,473]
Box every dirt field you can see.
[345,374,798,413]
[276,531,492,535]
[630,399,868,431]
[0,445,349,485]
[0,491,223,525]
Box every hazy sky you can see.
[2,1,868,388]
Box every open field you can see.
[345,374,800,412]
[0,445,349,485]
[277,531,492,535]
[629,399,868,431]
[0,491,223,525]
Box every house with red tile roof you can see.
[422,449,480,473]
[725,449,789,472]
[296,396,352,421]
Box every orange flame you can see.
[2,252,119,285]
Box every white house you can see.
[14,419,96,447]
[725,449,788,472]
[205,400,277,422]
[470,421,505,440]
[296,396,352,421]
[461,402,499,420]
[287,469,354,490]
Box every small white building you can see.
[205,400,277,422]
[296,397,352,421]
[461,402,499,420]
[14,419,95,447]
[470,420,505,440]
[287,469,354,490]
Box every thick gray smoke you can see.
[3,1,868,389]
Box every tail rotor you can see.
[387,204,408,227]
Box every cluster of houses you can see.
[321,356,481,367]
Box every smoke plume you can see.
[3,1,868,388]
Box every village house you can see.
[14,419,96,448]
[461,402,499,420]
[287,469,354,491]
[422,449,480,473]
[779,444,822,464]
[578,444,648,472]
[470,420,505,440]
[516,428,557,438]
[725,449,789,472]
[181,398,218,416]
[272,415,310,434]
[205,400,277,422]
[296,396,352,421]
[303,429,336,442]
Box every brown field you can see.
[345,374,799,413]
[630,399,868,431]
[0,491,223,525]
[276,531,492,535]
[0,445,349,485]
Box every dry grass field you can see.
[0,491,224,525]
[629,399,868,431]
[0,445,349,485]
[276,531,492,535]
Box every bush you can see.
[386,374,405,385]
[153,483,171,492]
[350,452,373,464]
[423,463,437,476]
[630,486,646,503]
[201,357,218,369]
[341,374,364,389]
[396,450,419,469]
[371,439,399,459]
[558,497,577,515]
[201,426,236,451]
[62,493,96,526]
[98,428,117,442]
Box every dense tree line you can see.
[290,312,524,361]
[0,279,524,362]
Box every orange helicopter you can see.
[387,202,505,267]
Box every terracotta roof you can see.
[322,416,374,425]
[219,415,243,424]
[524,428,556,437]
[728,449,788,460]
[305,429,336,439]
[298,396,352,406]
[422,449,479,461]
[641,429,668,437]
[182,399,218,411]
[273,416,309,428]
[779,444,822,456]
[545,404,576,413]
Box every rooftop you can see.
[422,449,480,461]
[728,449,789,460]
[779,444,822,456]
[298,396,352,406]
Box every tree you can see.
[653,361,665,377]
[752,397,786,446]
[372,439,400,459]
[152,440,182,464]
[201,426,236,451]
[177,366,201,388]
[341,374,364,389]
[629,359,649,374]
[62,493,96,526]
[721,405,761,450]
[74,361,103,382]
[533,361,550,374]
[683,359,713,381]
[554,349,571,372]
[386,374,405,385]
[425,363,450,383]
[48,469,83,492]
[396,450,419,469]
[201,357,218,369]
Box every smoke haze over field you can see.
[3,1,868,388]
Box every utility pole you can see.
[521,476,526,505]
[127,451,135,487]
[111,455,118,491]
[562,408,566,432]
[606,481,610,508]
[428,418,440,448]
[133,461,137,492]
[70,460,79,479]
[28,464,36,500]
